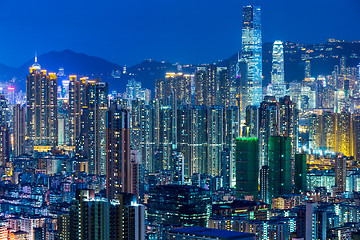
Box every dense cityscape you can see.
[0,3,359,240]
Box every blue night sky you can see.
[0,0,359,67]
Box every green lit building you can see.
[294,153,307,194]
[235,137,259,199]
[268,136,292,200]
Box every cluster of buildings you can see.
[0,4,359,240]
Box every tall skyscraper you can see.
[207,106,225,176]
[271,40,285,99]
[259,96,279,166]
[107,102,131,199]
[26,61,58,148]
[77,80,108,175]
[13,104,25,157]
[335,155,347,193]
[241,5,263,107]
[235,137,259,199]
[68,75,88,147]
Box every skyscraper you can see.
[259,96,279,166]
[78,80,109,175]
[107,102,131,199]
[271,40,285,99]
[26,61,58,148]
[241,5,263,107]
[13,104,25,157]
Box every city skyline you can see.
[0,0,359,67]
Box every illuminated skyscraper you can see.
[271,41,285,99]
[259,96,279,166]
[68,75,87,147]
[13,104,25,157]
[189,105,207,175]
[241,5,263,107]
[207,106,225,176]
[335,155,347,193]
[106,103,131,199]
[278,96,298,161]
[77,80,108,175]
[26,61,58,148]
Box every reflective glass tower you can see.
[241,5,262,107]
[271,40,285,99]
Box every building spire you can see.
[35,51,37,63]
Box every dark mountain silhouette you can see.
[0,40,360,93]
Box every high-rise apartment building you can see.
[13,104,25,157]
[107,102,131,199]
[26,61,58,148]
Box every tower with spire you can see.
[31,51,41,70]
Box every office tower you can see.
[194,67,207,105]
[147,185,211,237]
[13,104,25,157]
[260,165,269,203]
[189,105,208,175]
[241,5,263,107]
[235,137,259,199]
[294,153,307,194]
[68,75,87,146]
[335,156,347,193]
[271,41,285,99]
[207,106,225,176]
[259,96,279,166]
[268,136,292,200]
[26,62,58,147]
[278,96,298,164]
[107,103,131,199]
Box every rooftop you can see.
[169,227,255,240]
